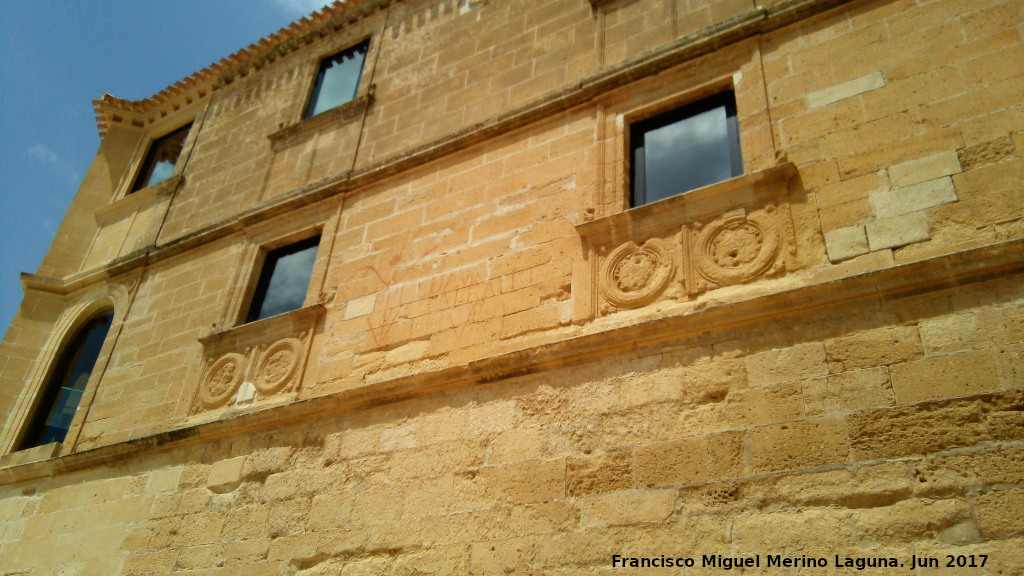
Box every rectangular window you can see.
[246,236,320,323]
[630,91,742,206]
[305,40,369,118]
[131,123,192,193]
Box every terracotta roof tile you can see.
[93,0,364,138]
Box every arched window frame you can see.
[0,283,131,459]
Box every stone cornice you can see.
[92,0,389,137]
[3,238,1022,485]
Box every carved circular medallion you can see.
[254,338,302,395]
[599,239,674,308]
[198,353,246,408]
[710,222,762,268]
[695,213,780,286]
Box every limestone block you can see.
[175,513,224,546]
[634,437,712,488]
[971,488,1024,537]
[854,498,972,543]
[307,493,353,532]
[807,71,886,109]
[919,309,1008,356]
[825,325,922,373]
[242,446,294,480]
[379,420,421,451]
[849,401,988,460]
[745,342,827,386]
[824,225,869,262]
[720,382,805,427]
[889,351,1002,404]
[865,211,931,251]
[146,468,183,494]
[221,505,270,541]
[343,293,377,319]
[488,425,545,465]
[466,400,517,436]
[122,549,177,575]
[871,176,958,219]
[267,497,311,538]
[175,543,225,570]
[802,367,895,416]
[733,508,855,552]
[579,489,676,529]
[767,462,913,509]
[707,431,745,478]
[494,459,565,504]
[206,456,246,494]
[748,417,849,473]
[888,151,962,188]
[566,449,632,497]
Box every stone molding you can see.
[94,175,182,225]
[267,88,375,152]
[0,276,141,456]
[190,304,324,415]
[576,163,798,320]
[2,237,1021,484]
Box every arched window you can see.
[19,309,114,449]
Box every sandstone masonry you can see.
[1,0,1022,574]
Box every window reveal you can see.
[305,40,370,118]
[131,123,192,193]
[630,91,742,206]
[246,236,320,323]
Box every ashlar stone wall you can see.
[0,0,1022,573]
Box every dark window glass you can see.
[247,236,320,322]
[19,311,113,449]
[305,40,369,118]
[131,123,192,193]
[631,92,742,206]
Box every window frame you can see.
[304,39,371,119]
[629,90,743,207]
[244,235,323,324]
[129,122,194,194]
[14,306,115,453]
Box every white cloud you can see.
[27,144,81,187]
[28,143,58,164]
[270,0,334,17]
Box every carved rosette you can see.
[599,239,674,308]
[685,206,784,295]
[196,352,247,410]
[253,336,305,395]
[191,307,322,415]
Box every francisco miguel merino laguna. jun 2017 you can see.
[610,553,991,570]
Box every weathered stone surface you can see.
[1,0,1023,574]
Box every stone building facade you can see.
[1,0,1022,573]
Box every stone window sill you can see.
[573,162,799,321]
[0,442,61,469]
[191,304,324,415]
[267,87,374,152]
[96,175,183,225]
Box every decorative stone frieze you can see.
[191,304,323,414]
[575,162,798,321]
[684,204,785,296]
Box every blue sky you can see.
[0,0,332,334]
